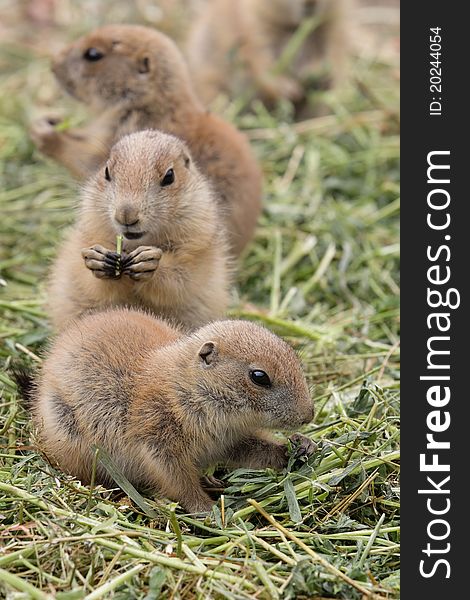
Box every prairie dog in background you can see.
[30,24,262,257]
[186,0,350,110]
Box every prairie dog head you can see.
[52,24,195,110]
[83,129,210,245]
[181,320,314,429]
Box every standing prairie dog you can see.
[186,0,349,107]
[32,309,316,513]
[48,129,230,331]
[30,24,262,257]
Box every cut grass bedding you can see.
[0,10,399,599]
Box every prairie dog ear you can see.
[198,341,217,366]
[137,56,150,74]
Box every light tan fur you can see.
[186,0,349,108]
[32,309,315,513]
[142,0,205,42]
[47,130,230,331]
[30,24,262,257]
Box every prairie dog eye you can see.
[83,48,104,61]
[104,166,111,181]
[249,370,271,388]
[161,168,175,187]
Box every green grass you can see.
[0,9,399,600]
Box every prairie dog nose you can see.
[302,405,315,425]
[115,204,140,226]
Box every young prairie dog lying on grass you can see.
[30,24,262,257]
[47,129,230,331]
[186,0,349,107]
[31,309,316,513]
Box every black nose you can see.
[302,407,314,425]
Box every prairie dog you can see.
[47,129,230,331]
[30,24,262,257]
[32,309,316,513]
[186,0,349,107]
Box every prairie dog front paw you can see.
[260,75,304,103]
[122,246,163,281]
[30,116,63,155]
[81,245,121,279]
[289,433,317,458]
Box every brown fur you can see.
[30,24,262,257]
[186,0,349,108]
[32,309,315,513]
[47,130,230,331]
